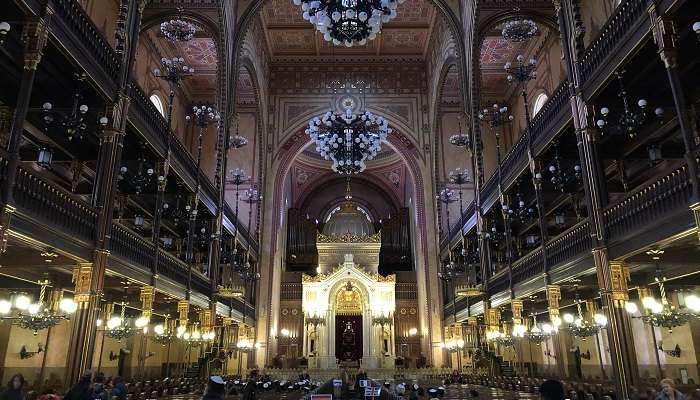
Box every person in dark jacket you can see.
[202,376,226,400]
[110,377,127,400]
[1,374,26,400]
[63,372,93,400]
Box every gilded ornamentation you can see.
[317,232,381,243]
[547,285,561,319]
[610,261,630,304]
[511,300,524,324]
[72,262,93,303]
[336,284,362,315]
[140,286,155,318]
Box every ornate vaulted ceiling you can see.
[260,0,437,59]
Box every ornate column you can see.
[0,8,52,252]
[546,285,567,378]
[554,0,638,396]
[65,262,98,384]
[648,6,700,238]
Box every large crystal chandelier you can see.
[160,8,197,42]
[293,0,403,47]
[307,107,390,175]
[0,281,77,335]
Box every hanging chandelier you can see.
[153,318,178,345]
[105,302,135,341]
[0,281,77,335]
[160,8,197,42]
[634,250,697,332]
[596,71,663,138]
[307,107,390,175]
[547,142,581,193]
[562,298,607,338]
[501,18,539,42]
[293,0,403,47]
[119,143,155,195]
[486,329,513,347]
[525,315,554,345]
[41,74,108,142]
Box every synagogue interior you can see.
[0,0,699,399]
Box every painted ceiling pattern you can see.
[260,0,436,57]
[181,38,218,66]
[236,67,257,105]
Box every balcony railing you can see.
[578,0,651,84]
[51,0,122,90]
[109,222,154,271]
[604,162,693,242]
[13,166,97,244]
[544,220,592,269]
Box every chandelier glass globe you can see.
[293,0,405,46]
[307,107,390,175]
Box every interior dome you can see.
[323,203,374,236]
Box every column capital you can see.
[511,299,524,325]
[609,260,631,305]
[178,299,189,326]
[21,10,53,71]
[72,262,94,304]
[140,286,155,318]
[648,5,678,68]
[546,285,561,319]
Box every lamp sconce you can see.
[659,343,681,358]
[139,351,155,361]
[109,348,131,361]
[20,344,44,359]
[544,349,556,359]
[580,349,592,360]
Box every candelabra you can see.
[596,72,663,139]
[547,142,582,193]
[436,186,457,254]
[151,58,194,276]
[513,184,536,223]
[505,55,551,252]
[41,74,108,143]
[479,104,514,264]
[184,105,220,265]
[228,168,251,273]
[118,143,155,195]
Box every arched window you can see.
[149,94,165,116]
[532,93,548,117]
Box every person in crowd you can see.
[540,379,565,400]
[109,377,126,400]
[242,376,257,400]
[63,372,93,400]
[1,374,26,400]
[657,378,686,400]
[91,374,108,400]
[469,389,479,398]
[201,376,226,400]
